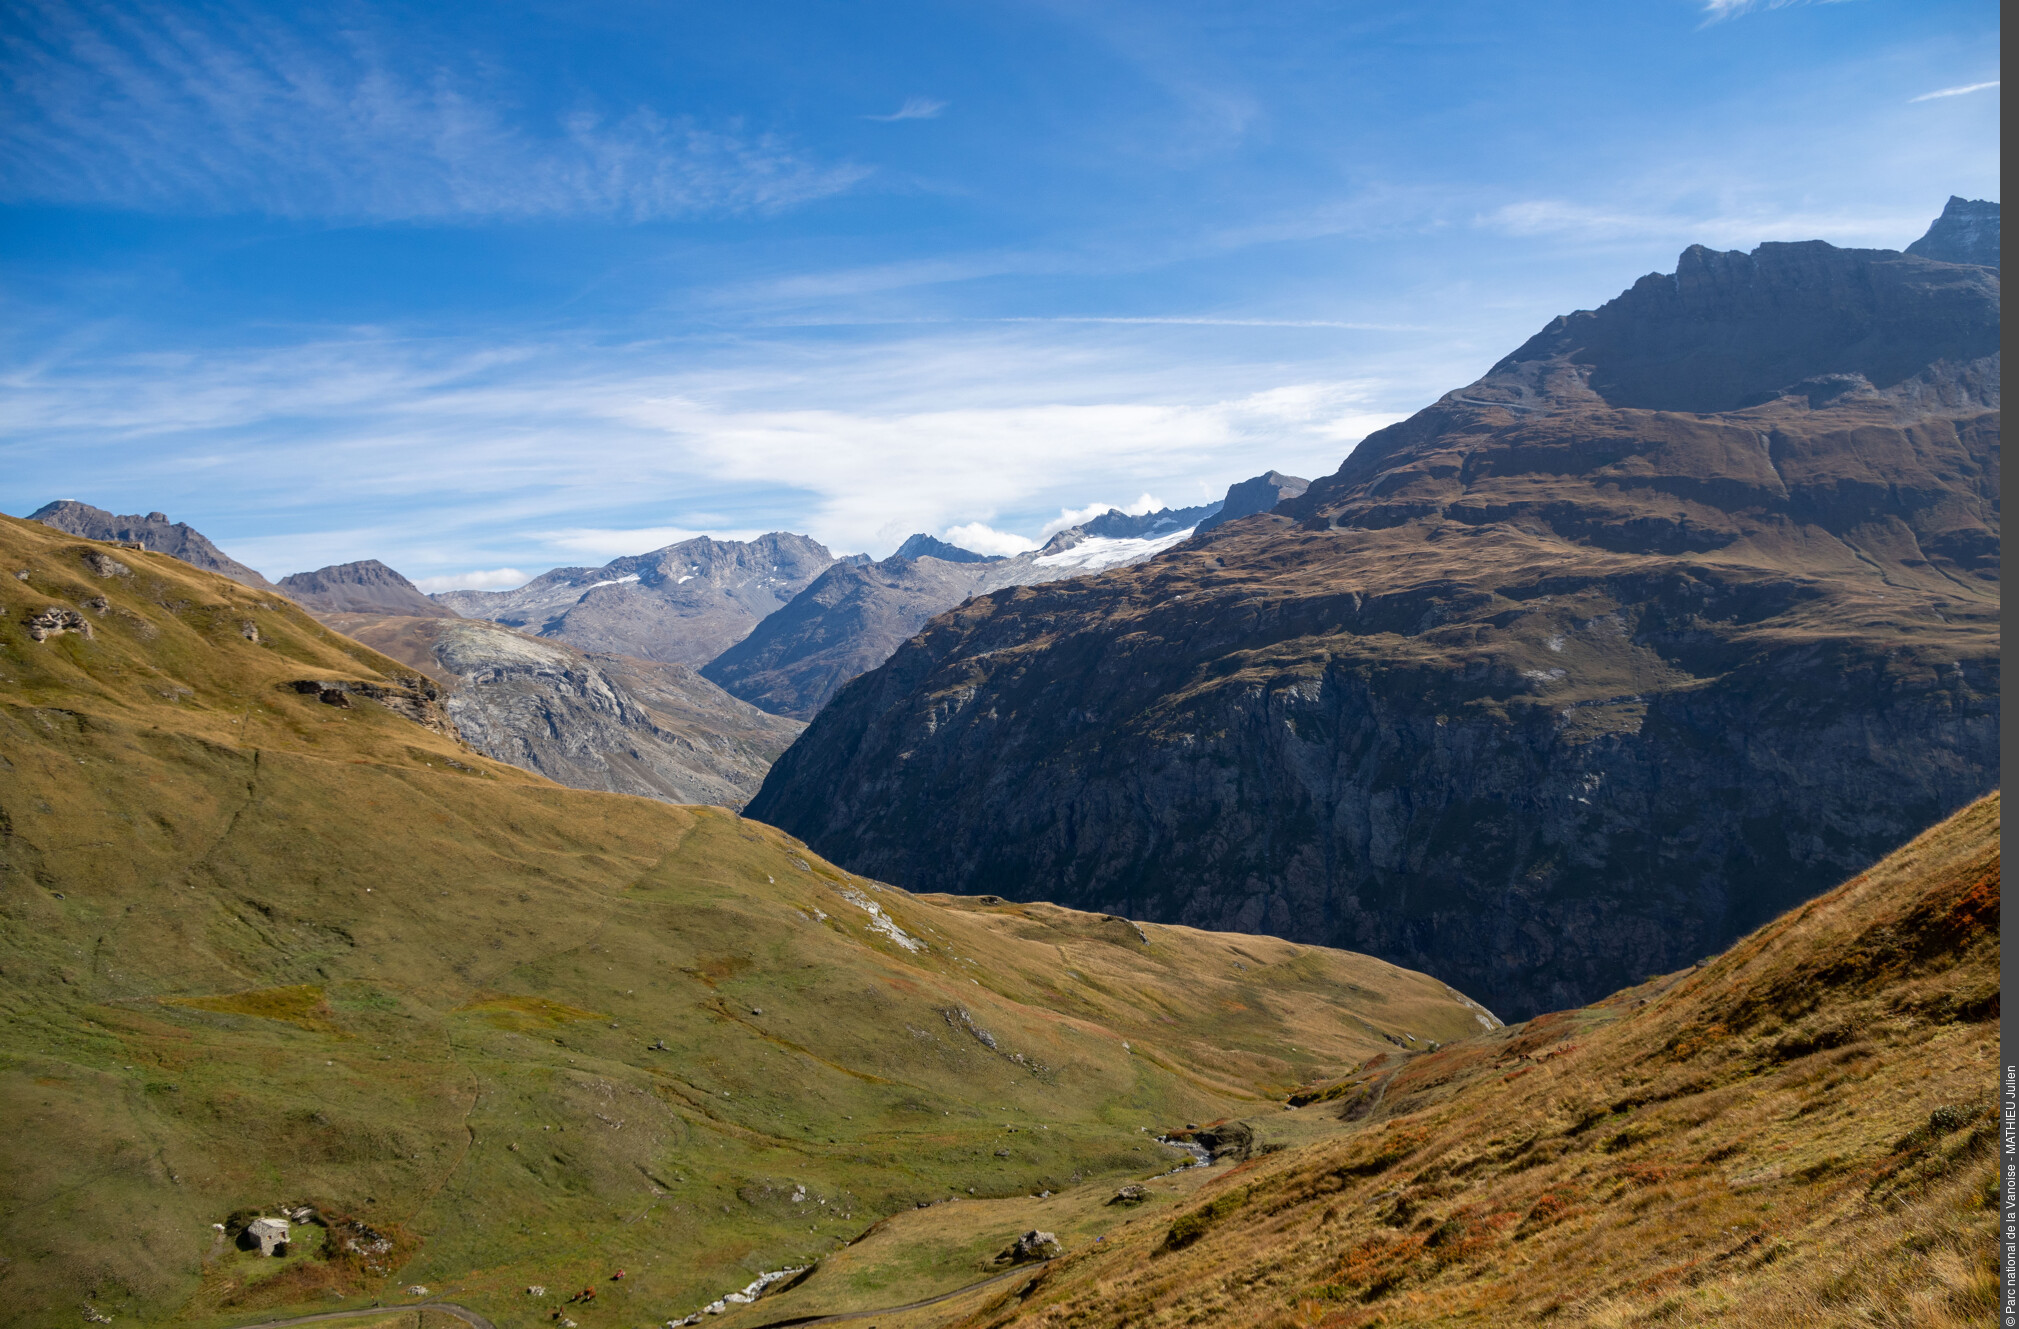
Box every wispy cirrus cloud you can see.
[1477,196,1936,250]
[0,0,866,219]
[0,325,1416,575]
[1699,0,1854,22]
[864,96,947,122]
[993,316,1430,331]
[1909,80,1999,103]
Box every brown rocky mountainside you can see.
[278,558,454,617]
[324,612,801,808]
[749,224,1999,1019]
[29,500,278,591]
[434,531,837,666]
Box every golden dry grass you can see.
[922,794,1999,1328]
[0,513,1491,1329]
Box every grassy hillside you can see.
[766,793,1989,1329]
[0,513,1489,1329]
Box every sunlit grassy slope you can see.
[796,793,1991,1329]
[0,512,1490,1328]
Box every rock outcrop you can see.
[28,501,277,591]
[998,1230,1063,1264]
[323,613,801,808]
[434,532,836,666]
[279,559,454,617]
[748,225,2000,1019]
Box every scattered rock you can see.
[996,1230,1063,1265]
[1108,1184,1149,1206]
[82,551,131,578]
[285,678,453,731]
[25,607,93,642]
[240,620,259,642]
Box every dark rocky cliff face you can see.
[748,235,2000,1020]
[1906,195,1999,268]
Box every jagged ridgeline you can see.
[751,225,2001,1021]
[0,512,1491,1327]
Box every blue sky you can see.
[0,0,2000,585]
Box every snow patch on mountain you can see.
[1034,527,1196,571]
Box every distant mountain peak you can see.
[278,559,453,618]
[28,499,277,591]
[1906,195,2000,268]
[430,530,839,666]
[1078,499,1221,541]
[893,533,1002,563]
[1195,471,1311,534]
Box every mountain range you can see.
[0,196,2000,1329]
[31,479,1291,754]
[701,513,1248,718]
[750,211,2001,1021]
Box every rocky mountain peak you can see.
[1079,499,1221,540]
[433,530,838,666]
[1483,235,1999,416]
[1906,195,1999,268]
[278,559,453,618]
[28,499,278,591]
[893,533,1002,563]
[1196,471,1311,534]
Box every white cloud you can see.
[0,1,866,219]
[942,523,1037,556]
[1909,81,2000,104]
[415,568,530,593]
[1699,0,1852,21]
[0,326,1426,577]
[864,96,947,122]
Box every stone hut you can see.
[242,1217,290,1256]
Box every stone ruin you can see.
[241,1217,290,1256]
